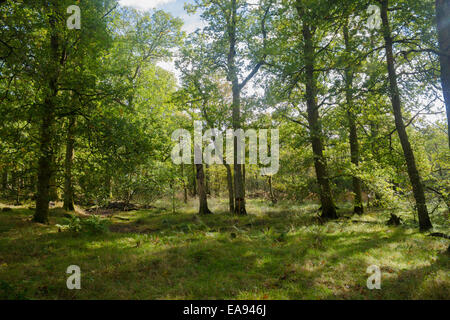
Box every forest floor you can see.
[0,198,448,300]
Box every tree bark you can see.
[192,164,197,196]
[35,104,55,223]
[12,171,20,205]
[224,163,234,213]
[49,164,58,201]
[181,163,188,204]
[63,116,75,211]
[380,0,432,231]
[1,169,7,192]
[196,164,212,215]
[343,22,363,215]
[268,175,277,204]
[205,164,211,195]
[228,0,246,215]
[436,0,450,148]
[232,83,246,215]
[34,9,59,223]
[301,19,338,220]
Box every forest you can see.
[0,0,449,300]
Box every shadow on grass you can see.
[0,206,448,299]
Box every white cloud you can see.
[119,0,176,11]
[157,59,180,80]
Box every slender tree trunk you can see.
[232,84,246,215]
[343,22,363,215]
[370,121,379,158]
[181,163,188,204]
[11,171,17,200]
[49,164,58,201]
[214,169,220,196]
[196,164,212,215]
[224,164,234,213]
[301,19,337,220]
[228,0,246,215]
[34,10,59,224]
[205,164,211,195]
[242,164,246,194]
[380,0,432,230]
[170,179,176,214]
[63,116,75,211]
[13,173,20,205]
[268,175,277,204]
[192,164,197,196]
[105,175,113,200]
[436,0,450,148]
[1,169,7,192]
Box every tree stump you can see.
[386,213,402,226]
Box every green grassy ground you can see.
[0,199,448,300]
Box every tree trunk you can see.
[192,164,197,196]
[380,0,432,231]
[232,84,246,215]
[224,163,234,213]
[63,116,75,211]
[268,175,277,204]
[170,179,176,214]
[242,164,246,197]
[196,164,211,215]
[1,169,7,191]
[205,164,211,195]
[228,0,246,215]
[436,0,450,148]
[34,10,59,224]
[301,19,337,220]
[35,106,55,223]
[181,163,188,204]
[12,172,20,205]
[343,22,363,215]
[49,164,58,201]
[105,175,113,200]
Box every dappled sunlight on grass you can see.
[0,199,448,299]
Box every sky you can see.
[118,0,204,81]
[118,0,204,33]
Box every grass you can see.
[0,198,448,300]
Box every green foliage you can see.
[58,215,110,235]
[0,0,449,301]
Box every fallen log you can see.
[428,232,450,240]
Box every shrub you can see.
[82,215,110,234]
[57,215,110,234]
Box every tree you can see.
[267,0,338,219]
[379,0,433,230]
[33,0,115,222]
[343,20,364,214]
[177,31,239,214]
[435,0,450,148]
[63,115,76,211]
[186,0,273,215]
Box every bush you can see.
[67,216,83,233]
[58,215,110,234]
[82,215,110,234]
